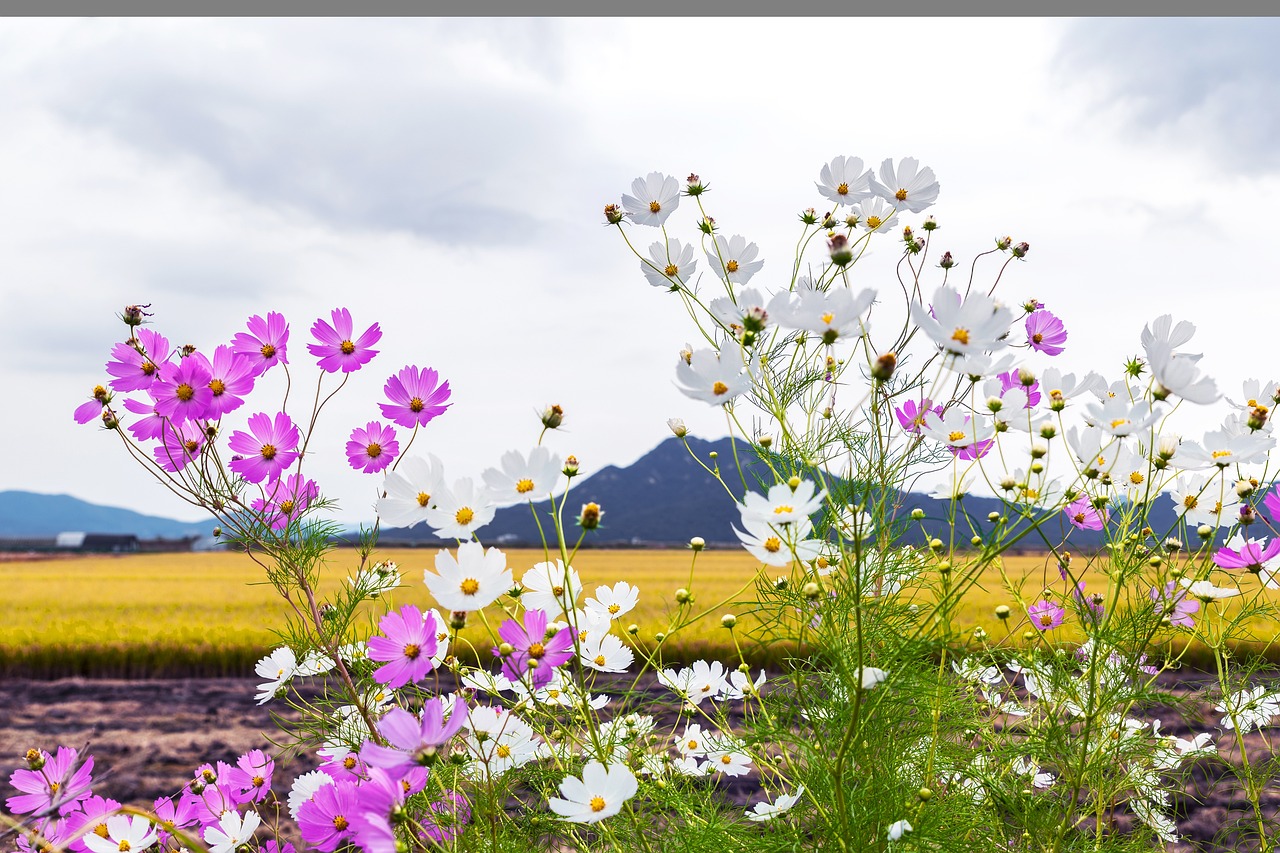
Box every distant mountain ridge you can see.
[0,491,211,539]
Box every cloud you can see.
[1055,19,1280,172]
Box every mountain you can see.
[0,491,212,538]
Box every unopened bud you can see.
[774,576,788,590]
[450,611,468,630]
[627,623,639,635]
[577,502,602,530]
[1012,241,1030,258]
[930,538,944,552]
[996,236,1013,250]
[497,642,515,657]
[799,207,818,225]
[995,605,1011,620]
[1236,480,1256,498]
[787,475,801,491]
[540,404,564,429]
[922,215,937,231]
[1197,524,1213,540]
[674,587,692,604]
[668,418,688,438]
[1248,405,1269,431]
[24,749,44,770]
[603,203,624,225]
[871,351,897,382]
[1039,423,1057,440]
[685,174,705,196]
[562,456,579,477]
[802,582,822,600]
[938,250,955,269]
[121,303,152,327]
[721,614,737,629]
[758,435,772,448]
[828,233,854,267]
[654,632,666,643]
[988,512,1001,523]
[910,508,925,520]
[1240,504,1257,526]
[689,536,705,552]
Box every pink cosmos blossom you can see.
[152,794,200,844]
[895,398,942,434]
[250,473,320,532]
[154,421,207,473]
[225,749,274,805]
[1026,309,1067,356]
[105,328,171,392]
[194,345,257,419]
[1073,580,1105,621]
[297,779,359,852]
[346,421,399,474]
[1151,580,1199,628]
[495,607,574,689]
[952,437,994,461]
[74,386,113,424]
[308,308,381,374]
[319,749,369,783]
[419,790,470,846]
[1063,496,1106,531]
[1263,487,1280,526]
[151,357,214,424]
[228,412,301,484]
[367,604,440,689]
[179,762,237,825]
[1214,538,1280,573]
[1028,599,1065,631]
[62,795,122,853]
[380,365,452,429]
[232,312,290,377]
[997,369,1041,409]
[124,397,166,441]
[6,746,95,815]
[362,699,468,775]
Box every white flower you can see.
[718,668,766,700]
[886,818,914,841]
[254,646,297,704]
[547,761,638,823]
[1040,368,1107,410]
[287,771,334,820]
[946,350,1021,380]
[621,171,680,227]
[349,560,402,598]
[85,816,159,853]
[1130,796,1178,844]
[704,234,765,284]
[297,649,334,676]
[705,736,752,776]
[1140,314,1200,356]
[1180,578,1240,601]
[659,660,728,706]
[709,287,772,337]
[921,408,995,450]
[425,541,512,612]
[585,582,639,622]
[746,785,805,822]
[734,516,824,566]
[816,155,872,205]
[675,347,755,406]
[911,286,1013,356]
[463,706,541,777]
[1148,342,1221,405]
[929,470,975,501]
[1012,756,1055,789]
[1217,684,1280,733]
[740,480,828,526]
[858,666,888,690]
[376,454,446,528]
[203,811,260,853]
[667,417,688,437]
[425,477,497,539]
[1083,396,1161,438]
[675,723,712,757]
[482,447,563,506]
[579,631,634,673]
[851,196,898,233]
[670,755,708,776]
[641,238,697,289]
[770,285,875,345]
[1178,423,1275,469]
[520,560,581,618]
[871,156,939,213]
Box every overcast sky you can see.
[4,18,1277,525]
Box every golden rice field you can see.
[4,548,1276,677]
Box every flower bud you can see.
[654,632,666,643]
[918,787,933,801]
[910,508,925,520]
[721,614,737,629]
[698,216,716,235]
[1240,504,1258,526]
[787,475,801,491]
[689,536,705,552]
[802,582,822,600]
[603,203,624,225]
[987,512,1001,523]
[799,207,818,225]
[774,576,789,590]
[999,476,1017,491]
[1236,480,1256,498]
[972,626,987,641]
[562,456,580,477]
[668,418,688,438]
[450,611,468,630]
[577,502,602,530]
[24,749,44,770]
[685,173,706,196]
[627,623,639,635]
[540,404,564,429]
[985,395,1004,413]
[869,351,897,382]
[120,303,152,327]
[675,587,692,604]
[929,538,944,552]
[1029,462,1044,475]
[971,535,983,546]
[996,236,1013,250]
[828,233,854,267]
[1012,241,1030,258]
[497,642,515,657]
[1197,524,1213,540]
[938,250,955,269]
[995,605,1011,620]
[1248,405,1270,431]
[923,216,938,232]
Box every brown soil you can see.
[1,675,1277,851]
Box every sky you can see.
[3,17,1278,526]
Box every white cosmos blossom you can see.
[585,581,639,622]
[376,453,446,528]
[709,287,771,337]
[704,234,765,284]
[203,811,261,853]
[425,477,496,539]
[254,646,297,704]
[887,818,914,841]
[547,761,638,823]
[659,660,728,706]
[921,408,995,450]
[425,541,512,612]
[579,631,634,673]
[482,447,563,506]
[1083,396,1161,437]
[520,560,581,618]
[1140,314,1200,357]
[621,171,680,227]
[718,668,767,700]
[1216,684,1280,732]
[734,516,824,566]
[740,480,828,526]
[641,238,697,289]
[851,196,899,233]
[1041,367,1107,409]
[929,470,975,501]
[1178,423,1275,469]
[1012,756,1055,789]
[85,816,159,853]
[858,667,889,690]
[816,155,873,205]
[674,347,755,406]
[1166,472,1236,529]
[1181,578,1240,601]
[287,770,334,820]
[1147,341,1221,404]
[911,286,1014,357]
[769,285,875,345]
[746,785,805,822]
[946,350,1021,380]
[870,156,940,213]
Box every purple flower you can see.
[346,421,399,474]
[105,328,170,392]
[1073,580,1105,621]
[6,747,95,815]
[232,312,290,377]
[1064,496,1106,531]
[1263,487,1280,526]
[1151,581,1199,628]
[74,386,113,425]
[194,345,257,419]
[951,437,994,461]
[179,762,237,825]
[419,790,470,846]
[361,699,468,775]
[308,308,381,374]
[228,412,301,484]
[1026,309,1067,356]
[16,818,69,853]
[123,397,165,441]
[251,473,320,532]
[319,749,368,783]
[997,369,1041,409]
[152,794,200,844]
[495,607,574,689]
[62,795,122,853]
[225,749,273,805]
[895,398,942,434]
[154,421,207,473]
[151,357,214,425]
[346,768,428,853]
[297,779,360,852]
[380,365,452,429]
[1028,599,1065,631]
[367,604,440,689]
[1214,537,1280,573]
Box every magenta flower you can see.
[154,421,207,473]
[952,437,994,461]
[105,328,171,392]
[123,397,166,441]
[380,365,452,429]
[1151,580,1199,628]
[1263,487,1280,526]
[367,604,440,689]
[74,385,113,425]
[151,357,214,425]
[1214,537,1280,573]
[194,345,257,419]
[251,473,319,531]
[232,311,290,377]
[1026,309,1067,356]
[308,308,381,374]
[61,794,122,853]
[346,421,399,474]
[179,762,237,825]
[419,790,471,846]
[895,398,942,434]
[997,369,1041,408]
[495,607,574,689]
[6,747,95,815]
[319,749,368,783]
[151,794,200,844]
[361,698,468,775]
[228,411,301,484]
[1064,496,1106,531]
[1028,599,1065,631]
[297,779,359,852]
[1073,580,1105,621]
[225,748,274,805]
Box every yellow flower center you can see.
[1212,450,1231,459]
[410,397,425,412]
[837,182,849,195]
[209,379,226,395]
[950,328,970,346]
[460,578,480,595]
[280,500,295,514]
[260,344,276,359]
[141,361,157,375]
[176,383,195,402]
[590,795,607,812]
[403,643,420,660]
[1129,472,1144,485]
[118,840,130,851]
[821,312,835,325]
[763,536,782,553]
[1032,333,1044,344]
[528,642,546,659]
[366,443,382,458]
[333,815,349,831]
[726,259,740,273]
[340,340,355,355]
[664,263,679,276]
[721,755,733,764]
[1109,419,1129,429]
[948,430,966,442]
[1183,495,1198,509]
[184,440,199,453]
[516,478,535,494]
[594,654,607,666]
[895,188,908,201]
[687,739,699,750]
[92,823,107,838]
[649,200,661,213]
[343,756,357,770]
[261,444,277,460]
[417,492,431,507]
[455,507,475,525]
[712,381,729,396]
[1038,613,1054,627]
[608,603,621,614]
[252,775,265,787]
[496,744,512,759]
[1073,513,1087,524]
[866,215,883,229]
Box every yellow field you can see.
[4,548,1275,676]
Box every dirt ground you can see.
[0,674,1277,851]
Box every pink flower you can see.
[1214,538,1280,573]
[298,780,359,852]
[367,605,440,689]
[123,397,165,441]
[251,473,319,531]
[6,747,95,815]
[380,365,452,429]
[362,699,468,775]
[151,357,214,425]
[194,345,257,419]
[62,794,122,853]
[105,328,171,392]
[951,437,994,461]
[154,421,207,473]
[232,312,290,377]
[1063,496,1106,531]
[228,411,301,484]
[1028,599,1065,631]
[1151,581,1199,629]
[495,608,574,689]
[73,386,113,425]
[308,308,381,374]
[1263,487,1280,526]
[1026,309,1067,356]
[346,421,399,474]
[225,749,274,805]
[895,398,942,434]
[419,791,470,846]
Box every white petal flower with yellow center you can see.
[740,480,827,527]
[911,286,1013,357]
[254,646,297,704]
[520,560,581,619]
[770,285,876,345]
[376,453,446,528]
[921,408,994,450]
[870,156,939,213]
[1147,341,1221,405]
[482,447,563,507]
[641,238,697,289]
[621,171,680,227]
[424,477,496,540]
[548,761,638,824]
[709,287,771,338]
[425,541,512,612]
[85,815,159,853]
[585,581,639,622]
[816,154,873,206]
[734,517,823,567]
[1083,397,1161,438]
[746,786,804,822]
[579,631,634,673]
[658,660,728,706]
[851,196,899,233]
[704,234,765,284]
[674,347,755,406]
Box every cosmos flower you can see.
[376,454,446,529]
[1214,535,1280,574]
[380,365,451,429]
[151,356,214,424]
[105,328,171,392]
[345,421,399,474]
[1150,581,1199,629]
[1063,496,1107,531]
[424,541,511,612]
[641,238,697,288]
[251,473,320,532]
[816,155,873,206]
[362,698,469,775]
[368,605,440,689]
[1028,599,1065,631]
[196,345,257,419]
[911,286,1013,357]
[228,411,301,484]
[704,234,765,284]
[6,747,95,815]
[308,308,381,373]
[621,172,680,227]
[547,761,637,824]
[895,398,943,434]
[482,447,563,506]
[869,156,939,213]
[1025,309,1067,356]
[232,311,290,376]
[496,607,574,689]
[674,347,755,406]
